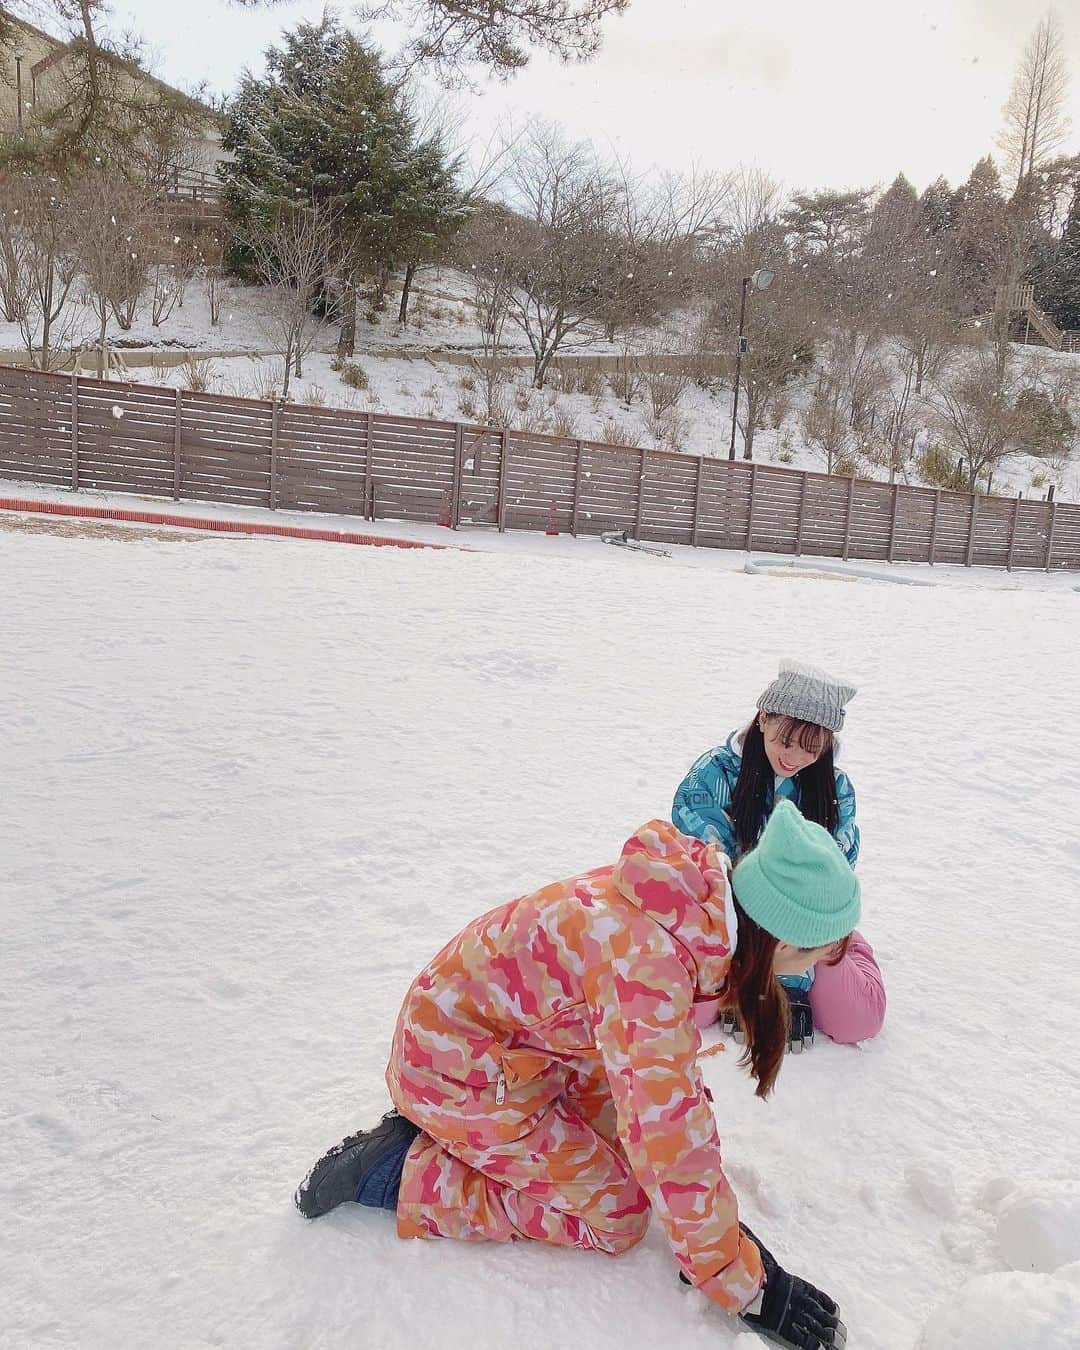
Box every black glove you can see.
[719,990,813,1054]
[739,1223,846,1349]
[784,985,814,1053]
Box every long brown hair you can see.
[724,901,851,1098]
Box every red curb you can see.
[0,496,457,551]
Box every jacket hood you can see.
[611,819,737,998]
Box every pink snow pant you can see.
[386,1053,651,1255]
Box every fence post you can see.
[497,428,509,532]
[794,472,807,556]
[1044,500,1057,571]
[691,455,705,547]
[363,411,374,519]
[451,423,464,529]
[172,387,182,501]
[841,472,856,560]
[269,397,280,510]
[634,448,647,540]
[571,438,584,537]
[886,482,899,562]
[965,492,979,567]
[928,489,941,565]
[1005,494,1020,571]
[745,462,758,551]
[70,372,79,491]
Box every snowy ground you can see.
[3,264,1078,502]
[3,512,1080,1350]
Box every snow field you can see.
[2,521,1080,1349]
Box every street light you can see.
[728,268,775,461]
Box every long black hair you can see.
[730,715,839,858]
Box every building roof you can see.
[0,10,221,123]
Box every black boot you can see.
[294,1110,420,1220]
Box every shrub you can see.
[600,416,636,446]
[179,355,215,394]
[833,454,859,478]
[334,360,369,390]
[549,406,579,438]
[917,442,964,489]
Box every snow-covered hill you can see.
[3,264,1079,501]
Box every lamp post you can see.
[727,268,775,460]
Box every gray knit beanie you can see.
[756,660,857,732]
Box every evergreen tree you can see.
[918,177,954,237]
[220,17,469,348]
[1042,187,1080,330]
[950,157,1010,314]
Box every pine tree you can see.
[950,157,1010,314]
[1044,187,1080,330]
[918,177,954,237]
[220,17,469,348]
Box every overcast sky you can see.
[76,0,1080,194]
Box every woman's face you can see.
[773,940,844,978]
[758,713,825,779]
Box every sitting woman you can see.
[295,802,856,1350]
[672,660,885,1046]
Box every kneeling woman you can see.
[296,801,856,1349]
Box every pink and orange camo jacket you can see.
[386,819,765,1314]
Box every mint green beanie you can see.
[731,799,861,947]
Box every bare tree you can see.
[800,332,886,475]
[15,174,81,369]
[70,171,157,374]
[241,199,336,399]
[800,366,857,476]
[228,0,629,82]
[149,257,182,327]
[0,192,33,323]
[459,203,515,423]
[873,343,923,483]
[721,167,784,251]
[592,163,728,344]
[929,347,1039,490]
[501,124,613,388]
[999,11,1071,195]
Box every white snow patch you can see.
[917,1271,1080,1350]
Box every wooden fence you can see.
[1,364,1077,570]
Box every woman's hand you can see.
[738,1223,847,1349]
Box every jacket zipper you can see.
[495,1072,506,1104]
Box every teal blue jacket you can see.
[672,730,860,867]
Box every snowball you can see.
[917,1271,1080,1350]
[996,1181,1080,1274]
[905,1163,959,1220]
[111,406,124,420]
[976,1176,1018,1214]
